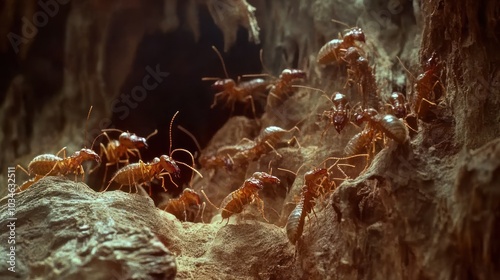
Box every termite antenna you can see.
[201,189,220,210]
[331,18,351,29]
[292,85,327,95]
[146,129,158,141]
[320,154,369,171]
[177,125,202,153]
[84,106,93,148]
[211,45,229,79]
[171,148,204,179]
[396,56,416,81]
[277,162,307,177]
[201,77,221,81]
[169,111,180,155]
[259,49,273,76]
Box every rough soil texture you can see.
[1,0,499,279]
[0,177,294,280]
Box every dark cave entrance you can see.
[100,6,263,198]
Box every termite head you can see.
[279,69,307,81]
[389,92,407,118]
[304,168,328,183]
[119,132,148,149]
[75,148,101,164]
[159,155,181,177]
[332,92,346,104]
[244,178,265,193]
[252,172,281,186]
[343,28,366,43]
[212,79,236,91]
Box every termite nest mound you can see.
[2,0,500,279]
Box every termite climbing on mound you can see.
[286,168,329,244]
[103,111,203,194]
[285,154,368,244]
[344,108,408,164]
[293,85,351,134]
[202,172,281,224]
[17,106,101,191]
[199,125,300,171]
[397,53,445,122]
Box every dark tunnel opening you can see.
[89,6,263,200]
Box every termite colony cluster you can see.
[16,22,444,246]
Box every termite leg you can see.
[201,189,220,210]
[264,140,282,158]
[417,97,437,116]
[244,95,257,120]
[16,164,30,176]
[255,197,269,223]
[287,136,302,149]
[55,146,67,158]
[211,92,225,108]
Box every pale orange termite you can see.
[161,188,203,222]
[267,69,307,107]
[203,172,281,224]
[286,168,329,244]
[203,46,270,117]
[103,111,202,194]
[90,129,158,189]
[17,148,101,191]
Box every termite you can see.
[397,53,444,121]
[17,107,101,191]
[203,46,270,118]
[17,148,101,191]
[386,92,409,119]
[344,128,376,157]
[320,92,351,134]
[229,126,300,166]
[160,188,204,222]
[242,50,307,108]
[202,172,281,224]
[266,67,307,108]
[414,53,443,120]
[200,126,299,171]
[385,91,419,134]
[293,85,351,134]
[90,128,158,190]
[286,168,329,244]
[344,108,408,157]
[103,111,203,194]
[355,108,409,144]
[317,27,366,65]
[342,47,378,109]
